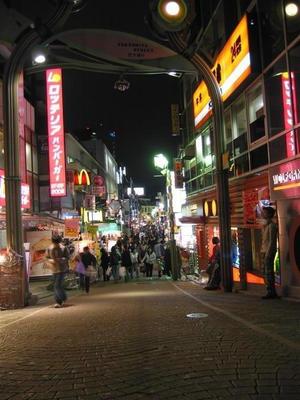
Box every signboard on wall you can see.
[174,158,184,189]
[193,14,251,129]
[46,68,67,197]
[270,159,300,200]
[281,72,297,158]
[0,169,30,209]
[64,218,80,238]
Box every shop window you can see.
[289,44,300,127]
[269,134,287,163]
[204,172,214,187]
[25,126,31,144]
[234,153,249,176]
[247,84,265,142]
[232,97,247,139]
[224,110,232,155]
[260,0,285,67]
[265,56,288,136]
[250,116,265,143]
[32,146,38,174]
[25,142,32,172]
[250,144,268,169]
[202,135,212,168]
[233,132,248,156]
[20,137,26,183]
[285,0,300,44]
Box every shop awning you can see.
[179,216,206,224]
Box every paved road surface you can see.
[0,279,300,399]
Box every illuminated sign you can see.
[127,187,145,196]
[174,158,183,188]
[46,68,66,197]
[0,169,30,209]
[74,169,91,186]
[193,15,251,129]
[281,72,297,158]
[270,159,300,200]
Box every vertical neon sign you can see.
[46,68,66,197]
[281,72,297,158]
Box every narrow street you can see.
[1,279,300,400]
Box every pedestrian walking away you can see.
[80,246,97,293]
[110,245,121,282]
[45,236,70,308]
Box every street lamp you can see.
[285,3,299,17]
[154,153,180,280]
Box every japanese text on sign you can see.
[46,68,66,197]
[193,15,251,129]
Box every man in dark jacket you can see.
[80,246,97,293]
[261,207,279,299]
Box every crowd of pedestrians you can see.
[45,226,176,307]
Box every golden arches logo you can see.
[77,169,90,186]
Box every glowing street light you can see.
[285,2,299,16]
[32,47,47,64]
[152,0,189,31]
[154,153,169,171]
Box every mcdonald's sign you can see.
[74,169,91,186]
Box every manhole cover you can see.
[186,313,208,319]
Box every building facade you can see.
[180,0,300,297]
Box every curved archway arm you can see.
[166,32,233,292]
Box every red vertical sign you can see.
[281,73,296,158]
[46,68,66,197]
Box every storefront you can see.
[270,158,300,297]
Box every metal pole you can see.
[167,169,179,281]
[2,1,75,306]
[167,34,233,292]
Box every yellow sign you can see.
[211,200,217,216]
[76,169,91,186]
[204,201,209,217]
[193,15,251,129]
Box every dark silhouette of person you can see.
[261,207,279,299]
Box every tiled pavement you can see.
[0,279,300,400]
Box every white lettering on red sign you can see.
[46,68,66,197]
[0,169,30,209]
[272,168,300,186]
[281,73,296,158]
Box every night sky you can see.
[63,70,181,198]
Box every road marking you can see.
[0,306,50,329]
[174,283,300,351]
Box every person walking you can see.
[130,245,139,278]
[74,254,86,291]
[142,247,156,278]
[100,247,110,281]
[80,246,97,293]
[154,239,165,278]
[110,245,121,282]
[121,245,133,281]
[204,237,221,290]
[46,236,69,308]
[261,206,279,299]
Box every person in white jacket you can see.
[142,247,156,277]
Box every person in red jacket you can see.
[204,237,221,290]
